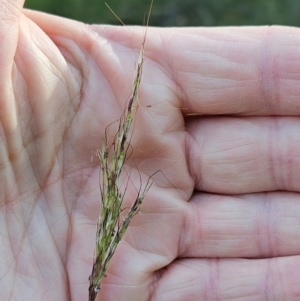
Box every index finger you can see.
[88,25,300,116]
[165,26,300,116]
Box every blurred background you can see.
[25,0,300,27]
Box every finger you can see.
[90,25,300,116]
[162,26,300,116]
[186,116,300,194]
[179,192,300,258]
[153,256,300,301]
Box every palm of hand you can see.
[2,6,191,300]
[1,2,300,301]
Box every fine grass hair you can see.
[88,1,153,300]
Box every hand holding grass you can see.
[1,1,300,300]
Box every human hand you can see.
[1,1,300,300]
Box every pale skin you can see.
[1,0,300,300]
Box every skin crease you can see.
[1,0,300,300]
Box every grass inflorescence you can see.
[88,2,153,300]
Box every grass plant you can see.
[88,2,153,300]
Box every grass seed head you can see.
[88,2,153,300]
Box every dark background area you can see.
[25,0,300,27]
